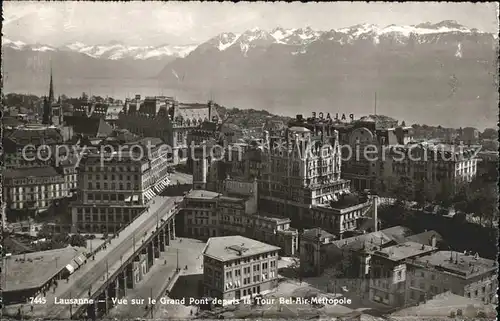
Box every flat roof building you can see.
[3,247,87,304]
[202,236,280,304]
[406,251,497,305]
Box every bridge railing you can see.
[71,207,180,318]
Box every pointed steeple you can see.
[49,66,55,103]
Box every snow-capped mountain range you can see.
[3,20,493,60]
[2,20,497,129]
[2,38,197,60]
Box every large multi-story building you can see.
[117,95,220,164]
[70,137,170,233]
[299,225,423,277]
[286,114,413,192]
[191,114,376,237]
[368,241,437,307]
[379,142,478,197]
[459,127,480,145]
[72,97,123,127]
[406,251,497,305]
[3,162,78,219]
[2,124,65,169]
[179,178,299,255]
[259,123,375,237]
[202,235,280,303]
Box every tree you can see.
[481,128,498,140]
[81,92,89,100]
[414,179,430,209]
[392,177,413,206]
[37,224,53,239]
[435,182,453,209]
[70,234,87,247]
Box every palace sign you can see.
[312,112,354,121]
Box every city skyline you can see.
[4,2,499,46]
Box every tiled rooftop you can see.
[332,230,396,252]
[390,291,496,318]
[5,125,64,145]
[302,228,335,241]
[64,116,113,137]
[373,241,436,262]
[404,230,443,246]
[411,251,497,278]
[4,167,61,179]
[203,236,280,262]
[177,103,219,122]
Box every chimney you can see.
[135,94,141,101]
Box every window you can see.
[397,271,402,280]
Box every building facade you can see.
[202,236,280,304]
[259,124,375,237]
[179,179,299,256]
[2,124,65,169]
[299,228,337,276]
[368,242,437,307]
[379,143,478,197]
[3,167,75,217]
[406,251,497,305]
[118,95,220,164]
[70,138,170,233]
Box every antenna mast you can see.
[374,92,377,116]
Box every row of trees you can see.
[390,162,498,227]
[37,225,87,250]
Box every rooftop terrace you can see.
[203,236,280,262]
[373,241,436,262]
[411,251,497,278]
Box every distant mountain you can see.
[157,21,497,128]
[2,20,498,128]
[3,38,197,60]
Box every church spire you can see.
[49,65,54,103]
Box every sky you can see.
[3,1,499,46]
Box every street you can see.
[110,238,205,319]
[28,196,177,319]
[153,238,205,319]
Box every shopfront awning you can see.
[125,196,132,202]
[145,190,155,200]
[132,195,139,202]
